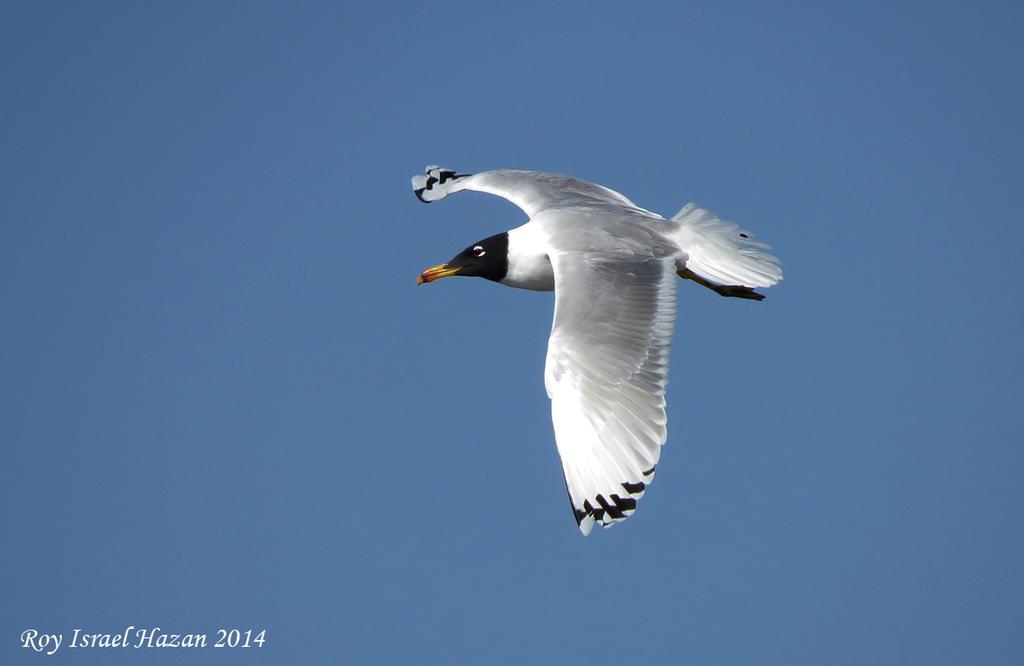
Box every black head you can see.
[418,232,509,285]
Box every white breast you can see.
[501,223,554,291]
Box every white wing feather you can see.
[544,248,677,534]
[412,166,643,218]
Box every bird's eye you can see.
[472,246,486,257]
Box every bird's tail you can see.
[668,203,783,289]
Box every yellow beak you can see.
[417,263,462,285]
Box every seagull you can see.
[412,166,782,535]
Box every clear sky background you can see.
[2,2,1022,664]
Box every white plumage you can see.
[670,203,783,288]
[413,166,782,534]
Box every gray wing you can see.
[411,165,649,218]
[543,225,680,534]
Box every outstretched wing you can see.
[544,243,678,535]
[411,165,644,218]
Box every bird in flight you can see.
[413,166,782,534]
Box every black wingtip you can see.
[411,166,472,204]
[567,481,647,532]
[622,480,646,494]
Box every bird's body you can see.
[414,166,782,534]
[502,223,554,291]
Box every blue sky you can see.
[2,1,1022,664]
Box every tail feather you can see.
[670,203,783,289]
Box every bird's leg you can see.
[676,268,765,301]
